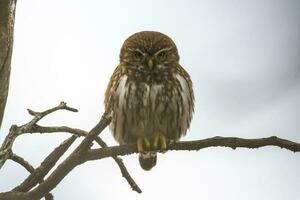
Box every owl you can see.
[105,31,194,170]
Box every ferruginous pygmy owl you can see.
[105,31,194,170]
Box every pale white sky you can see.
[1,0,300,199]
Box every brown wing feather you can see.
[104,65,122,110]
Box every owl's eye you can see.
[155,47,171,60]
[156,51,167,60]
[133,50,144,58]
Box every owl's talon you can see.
[137,137,151,152]
[153,132,167,151]
[144,138,151,149]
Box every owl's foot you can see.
[153,132,167,152]
[137,137,151,153]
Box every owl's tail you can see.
[138,152,157,171]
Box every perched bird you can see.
[105,31,194,170]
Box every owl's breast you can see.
[111,73,193,144]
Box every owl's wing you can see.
[176,64,194,108]
[104,65,122,111]
[174,64,195,136]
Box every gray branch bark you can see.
[0,102,140,200]
[0,102,299,200]
[0,0,17,130]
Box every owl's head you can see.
[119,31,180,71]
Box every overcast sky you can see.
[1,0,300,199]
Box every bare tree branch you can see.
[0,103,299,200]
[0,102,78,169]
[9,153,54,200]
[9,153,35,173]
[25,101,78,127]
[83,136,300,162]
[17,124,142,193]
[0,102,141,199]
[22,112,113,200]
[9,136,77,200]
[93,137,142,193]
[12,135,77,193]
[1,134,299,200]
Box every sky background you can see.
[1,0,300,199]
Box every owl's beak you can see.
[147,58,154,70]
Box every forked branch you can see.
[0,102,299,200]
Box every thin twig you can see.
[0,102,141,195]
[9,153,54,200]
[12,135,77,193]
[94,137,142,193]
[26,111,113,200]
[9,153,34,173]
[0,102,78,169]
[23,124,141,193]
[0,103,141,199]
[23,101,78,132]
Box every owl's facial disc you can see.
[131,49,157,70]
